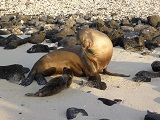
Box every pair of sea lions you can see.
[21,28,129,95]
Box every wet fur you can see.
[25,68,73,97]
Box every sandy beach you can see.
[0,38,159,120]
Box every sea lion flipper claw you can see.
[20,78,33,86]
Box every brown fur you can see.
[21,28,129,87]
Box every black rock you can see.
[27,44,51,53]
[66,107,88,120]
[135,70,160,78]
[132,76,151,82]
[145,40,159,51]
[0,34,28,49]
[27,30,46,44]
[144,110,160,120]
[0,64,30,84]
[151,61,160,72]
[98,98,122,106]
[99,119,110,120]
[84,81,107,90]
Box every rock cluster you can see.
[132,61,160,82]
[0,64,30,84]
[0,13,160,51]
[0,0,160,20]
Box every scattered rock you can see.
[132,76,151,82]
[26,30,46,44]
[147,15,160,27]
[58,36,79,47]
[66,107,88,120]
[0,34,28,49]
[84,81,107,90]
[0,13,159,51]
[99,118,109,120]
[27,44,56,53]
[135,70,160,78]
[98,98,122,106]
[0,29,11,35]
[151,61,160,72]
[0,64,30,84]
[144,110,160,120]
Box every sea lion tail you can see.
[25,93,38,97]
[103,70,130,77]
[25,92,43,97]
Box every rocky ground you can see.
[0,0,160,20]
[0,0,160,53]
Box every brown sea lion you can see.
[25,67,73,97]
[20,28,129,87]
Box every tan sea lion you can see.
[20,28,129,87]
[25,67,73,97]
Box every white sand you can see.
[0,41,159,120]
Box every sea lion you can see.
[20,28,129,87]
[25,67,73,97]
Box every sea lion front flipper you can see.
[102,69,130,77]
[35,74,47,85]
[20,76,34,86]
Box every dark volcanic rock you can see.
[0,29,11,35]
[141,26,159,41]
[0,34,28,49]
[151,61,160,72]
[26,30,46,44]
[0,64,30,84]
[135,70,160,78]
[65,18,76,28]
[66,107,88,120]
[147,15,160,27]
[144,110,160,120]
[152,35,160,44]
[98,98,122,106]
[145,40,159,51]
[50,26,75,43]
[132,76,151,82]
[27,44,56,53]
[84,81,107,90]
[58,36,79,47]
[117,30,144,51]
[121,18,131,26]
[107,29,125,47]
[107,20,120,29]
[132,70,160,82]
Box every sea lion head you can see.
[77,28,93,49]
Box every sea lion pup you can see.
[25,67,73,97]
[20,28,129,87]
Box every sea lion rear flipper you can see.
[35,74,47,85]
[103,69,130,77]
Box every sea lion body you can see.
[21,28,129,86]
[31,45,84,76]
